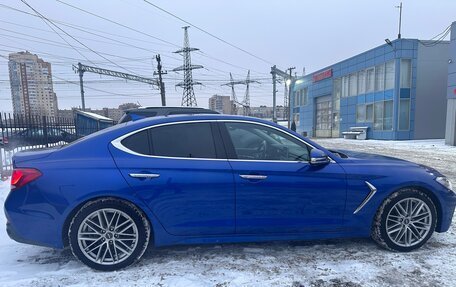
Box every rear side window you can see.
[150,123,217,158]
[121,130,151,155]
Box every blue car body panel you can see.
[4,114,456,249]
[230,160,347,234]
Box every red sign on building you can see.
[312,69,333,82]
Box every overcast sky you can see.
[0,0,455,112]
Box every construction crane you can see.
[73,62,160,110]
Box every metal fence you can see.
[0,112,113,180]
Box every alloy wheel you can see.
[77,208,139,265]
[385,198,432,247]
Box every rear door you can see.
[110,121,235,236]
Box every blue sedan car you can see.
[4,115,456,271]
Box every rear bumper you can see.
[6,222,53,248]
[4,186,65,249]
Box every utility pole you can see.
[286,67,296,129]
[283,80,288,121]
[271,66,277,122]
[396,2,403,39]
[77,62,85,111]
[173,26,203,107]
[271,65,294,125]
[154,54,167,106]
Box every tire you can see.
[372,188,437,252]
[69,197,150,271]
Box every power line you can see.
[142,0,274,65]
[53,1,269,75]
[56,0,179,48]
[20,0,140,75]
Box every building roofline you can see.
[296,38,449,79]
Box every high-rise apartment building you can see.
[208,94,232,114]
[8,51,58,117]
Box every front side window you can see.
[225,122,309,161]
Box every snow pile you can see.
[0,139,455,286]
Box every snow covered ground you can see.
[0,139,455,287]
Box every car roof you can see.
[126,107,216,112]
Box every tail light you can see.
[11,168,42,190]
[1,136,7,144]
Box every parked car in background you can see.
[1,127,76,150]
[117,106,219,123]
[4,115,455,271]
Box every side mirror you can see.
[310,149,330,166]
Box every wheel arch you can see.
[62,195,155,248]
[373,185,443,232]
[409,185,443,232]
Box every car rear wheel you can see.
[69,198,150,271]
[372,188,437,252]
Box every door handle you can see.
[239,174,267,180]
[129,173,160,179]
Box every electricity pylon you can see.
[173,26,203,107]
[222,70,259,116]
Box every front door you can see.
[110,121,235,236]
[220,121,347,234]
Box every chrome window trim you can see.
[111,119,325,163]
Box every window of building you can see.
[149,123,217,158]
[295,90,301,106]
[356,105,366,122]
[300,88,308,106]
[375,64,385,91]
[374,101,383,130]
[366,68,375,93]
[383,100,393,130]
[398,99,411,130]
[333,78,342,100]
[371,100,394,130]
[358,70,366,95]
[357,103,374,123]
[316,100,332,130]
[342,76,349,98]
[349,73,357,96]
[385,60,395,90]
[225,122,309,161]
[400,59,412,88]
[366,104,374,122]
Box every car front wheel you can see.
[372,188,437,252]
[69,198,150,271]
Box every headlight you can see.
[436,176,453,191]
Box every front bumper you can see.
[435,186,456,233]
